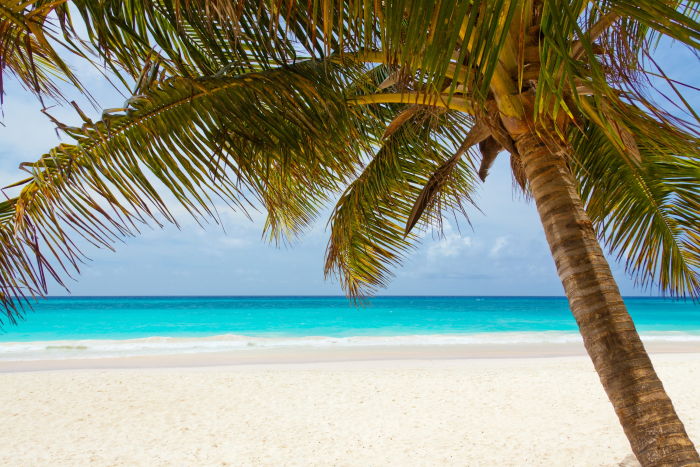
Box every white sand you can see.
[0,352,698,466]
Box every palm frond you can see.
[534,1,700,146]
[74,1,525,107]
[405,118,490,235]
[71,0,298,82]
[325,106,479,296]
[0,0,83,101]
[0,60,365,322]
[571,107,700,297]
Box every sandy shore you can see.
[0,350,698,466]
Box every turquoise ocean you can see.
[1,296,699,360]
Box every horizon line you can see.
[35,294,670,299]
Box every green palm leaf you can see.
[572,107,700,297]
[0,0,84,100]
[2,0,699,313]
[0,61,365,322]
[325,106,479,296]
[71,0,523,106]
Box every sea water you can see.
[0,296,698,360]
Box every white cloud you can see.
[427,223,474,260]
[489,236,509,257]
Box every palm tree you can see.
[1,1,699,464]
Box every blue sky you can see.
[0,38,697,297]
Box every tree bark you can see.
[515,131,700,466]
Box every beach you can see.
[1,346,699,466]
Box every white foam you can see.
[1,331,698,361]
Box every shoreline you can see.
[2,339,699,373]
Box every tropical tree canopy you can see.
[0,0,699,323]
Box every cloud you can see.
[489,236,509,257]
[427,228,474,260]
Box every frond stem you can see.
[348,93,474,114]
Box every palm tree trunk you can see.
[515,131,700,466]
